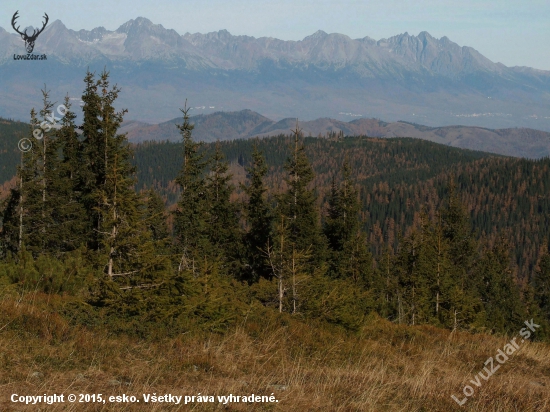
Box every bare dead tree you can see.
[264,215,287,313]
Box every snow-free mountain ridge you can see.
[121,109,550,159]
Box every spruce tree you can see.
[0,115,35,258]
[145,189,169,243]
[476,237,525,333]
[205,142,241,267]
[340,231,372,286]
[441,178,476,269]
[76,70,158,285]
[241,142,273,282]
[324,177,343,252]
[324,160,372,283]
[0,188,21,258]
[80,69,106,251]
[409,212,458,327]
[16,91,52,255]
[372,245,399,321]
[49,96,88,252]
[394,230,430,325]
[18,107,46,256]
[92,71,140,277]
[422,213,455,326]
[439,179,483,330]
[173,103,210,273]
[278,126,324,269]
[76,71,173,312]
[534,251,550,322]
[265,214,289,313]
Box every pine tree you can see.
[241,142,273,282]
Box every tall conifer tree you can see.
[278,126,324,269]
[241,143,273,282]
[49,96,88,252]
[173,103,210,273]
[77,70,157,285]
[533,251,550,322]
[324,160,372,283]
[205,142,242,270]
[476,237,525,333]
[18,105,48,256]
[81,70,106,251]
[145,189,170,243]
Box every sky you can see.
[2,0,549,70]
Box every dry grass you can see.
[0,293,549,411]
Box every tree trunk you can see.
[18,155,23,251]
[279,217,285,313]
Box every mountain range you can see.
[121,109,550,159]
[1,17,549,131]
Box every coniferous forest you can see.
[1,69,548,335]
[1,70,550,411]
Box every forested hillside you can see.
[132,137,550,280]
[6,115,550,282]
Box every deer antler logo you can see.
[11,11,49,54]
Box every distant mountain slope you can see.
[1,18,550,131]
[122,110,550,158]
[121,110,272,142]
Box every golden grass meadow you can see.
[1,291,549,411]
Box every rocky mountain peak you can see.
[116,17,156,34]
[76,26,108,43]
[304,30,329,41]
[417,31,434,41]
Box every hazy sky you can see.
[2,0,549,69]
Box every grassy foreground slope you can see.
[0,291,549,412]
